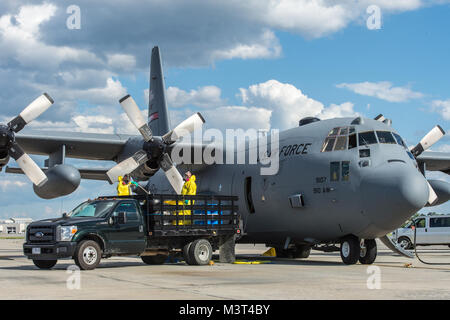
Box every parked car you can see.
[393,215,450,249]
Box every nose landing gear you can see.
[340,236,377,265]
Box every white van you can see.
[393,215,450,249]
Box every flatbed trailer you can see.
[23,194,240,270]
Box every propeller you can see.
[0,93,54,186]
[107,94,205,194]
[409,125,445,206]
[410,125,445,158]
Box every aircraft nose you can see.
[360,163,429,231]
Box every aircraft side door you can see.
[106,201,146,254]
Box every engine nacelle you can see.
[33,164,81,199]
[0,150,10,171]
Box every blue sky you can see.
[0,1,450,220]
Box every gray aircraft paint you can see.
[7,46,450,249]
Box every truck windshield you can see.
[68,200,117,218]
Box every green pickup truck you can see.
[24,194,240,270]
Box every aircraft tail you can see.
[148,46,170,136]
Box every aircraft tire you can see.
[359,239,377,264]
[33,259,57,269]
[141,255,168,265]
[274,247,293,258]
[294,246,311,259]
[340,235,360,265]
[188,239,213,266]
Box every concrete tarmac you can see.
[0,239,449,300]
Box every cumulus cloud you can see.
[431,99,450,120]
[0,179,27,191]
[240,80,358,129]
[167,86,224,108]
[336,81,424,102]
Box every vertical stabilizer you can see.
[148,46,170,136]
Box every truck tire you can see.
[340,235,360,265]
[33,259,57,269]
[74,240,102,270]
[188,239,213,266]
[141,255,167,265]
[183,242,195,265]
[398,237,413,250]
[359,239,377,264]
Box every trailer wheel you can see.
[33,259,57,269]
[74,240,102,270]
[340,235,360,265]
[141,255,167,265]
[188,239,213,266]
[183,242,195,265]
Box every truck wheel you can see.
[183,242,195,265]
[188,239,213,266]
[359,239,377,264]
[74,240,102,270]
[398,237,413,250]
[33,259,57,269]
[141,255,167,265]
[340,235,360,265]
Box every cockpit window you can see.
[358,131,377,146]
[334,136,347,151]
[392,132,407,148]
[321,126,355,152]
[348,134,357,149]
[376,131,396,144]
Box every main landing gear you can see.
[340,235,377,265]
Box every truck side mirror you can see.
[117,212,127,225]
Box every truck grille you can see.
[28,225,55,244]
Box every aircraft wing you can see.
[15,130,135,161]
[6,166,110,181]
[417,151,450,173]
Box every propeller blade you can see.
[411,125,445,157]
[8,93,54,133]
[426,180,438,206]
[163,112,205,143]
[8,142,47,186]
[119,95,153,142]
[106,150,148,184]
[159,153,184,194]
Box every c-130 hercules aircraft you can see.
[3,47,450,265]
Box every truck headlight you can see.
[60,226,77,241]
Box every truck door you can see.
[429,217,450,244]
[108,201,146,254]
[414,218,430,244]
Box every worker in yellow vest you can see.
[117,174,137,196]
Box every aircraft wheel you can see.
[359,239,377,264]
[33,259,57,269]
[340,235,360,265]
[188,239,213,265]
[293,245,311,259]
[274,247,293,258]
